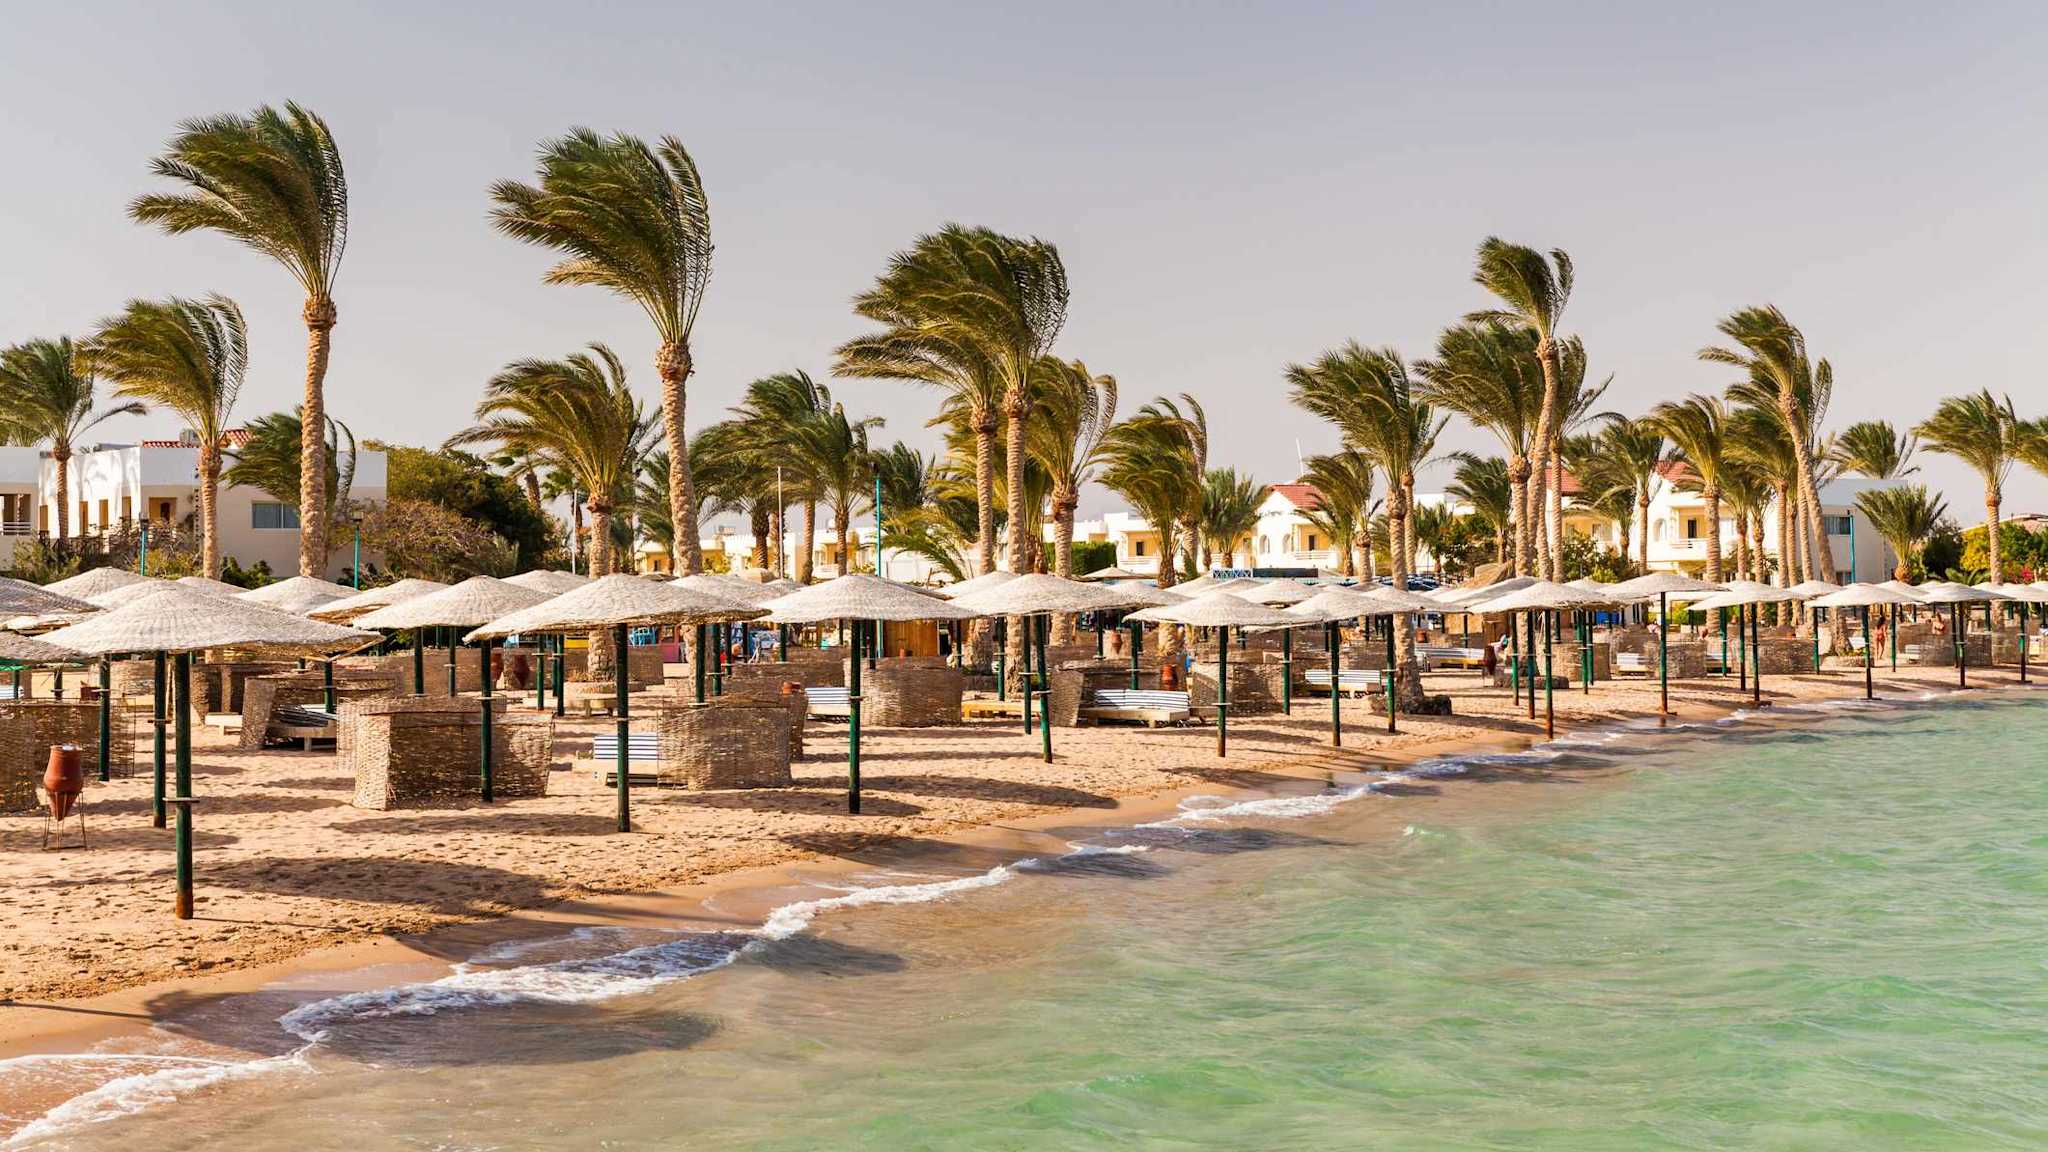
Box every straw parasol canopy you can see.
[1077,565,1147,582]
[1355,585,1452,613]
[754,577,804,598]
[1804,583,1926,610]
[934,570,1020,600]
[38,585,376,657]
[1691,580,1810,611]
[237,575,356,614]
[468,574,765,641]
[1433,575,1544,607]
[1102,582,1190,608]
[308,578,453,623]
[1788,579,1841,598]
[670,572,788,607]
[1912,581,2006,604]
[1170,573,1228,596]
[761,573,981,625]
[0,576,98,618]
[86,577,178,608]
[504,570,591,595]
[0,630,79,663]
[1125,590,1302,629]
[175,575,245,596]
[1464,579,1616,615]
[950,573,1132,616]
[1565,577,1616,593]
[352,575,556,631]
[44,567,154,600]
[1875,579,1929,601]
[1984,582,2048,604]
[1232,579,1316,606]
[1607,572,1726,601]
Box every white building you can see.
[1634,464,1888,582]
[1,433,387,581]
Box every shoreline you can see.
[1,662,2032,1070]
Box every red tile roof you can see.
[1269,483,1322,511]
[139,429,251,449]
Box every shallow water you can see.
[8,692,2048,1149]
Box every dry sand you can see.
[0,659,2027,1033]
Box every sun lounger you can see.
[1614,652,1650,674]
[270,703,338,751]
[1302,669,1381,696]
[1079,688,1190,726]
[1417,645,1486,670]
[960,698,1024,719]
[805,686,851,718]
[591,731,662,786]
[0,685,18,701]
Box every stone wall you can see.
[345,696,551,809]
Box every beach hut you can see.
[39,586,373,917]
[1804,584,1926,699]
[1690,582,1808,705]
[1126,591,1299,757]
[761,574,981,813]
[1608,572,1726,715]
[469,574,765,831]
[1463,581,1615,737]
[354,577,557,801]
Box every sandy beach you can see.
[0,661,2027,1056]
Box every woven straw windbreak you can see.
[654,701,793,788]
[0,701,133,793]
[239,671,401,749]
[859,662,966,727]
[0,715,35,812]
[343,696,551,809]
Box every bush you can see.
[1071,539,1117,576]
[357,498,518,582]
[379,444,551,570]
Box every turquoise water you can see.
[10,692,2048,1149]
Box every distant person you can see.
[1481,641,1499,682]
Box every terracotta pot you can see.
[43,744,84,821]
[1159,664,1182,691]
[779,681,804,698]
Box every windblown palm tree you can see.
[1287,343,1444,702]
[0,337,146,539]
[1915,390,2022,584]
[1100,402,1204,666]
[1444,452,1512,565]
[1727,405,1803,585]
[728,371,836,583]
[1718,460,1773,581]
[1560,433,1636,571]
[1830,420,1918,480]
[131,103,346,578]
[1298,451,1376,577]
[1647,394,1731,583]
[1027,357,1117,580]
[223,408,357,563]
[1855,485,1947,581]
[448,343,654,581]
[1416,322,1541,574]
[1594,416,1669,578]
[799,400,883,576]
[90,296,247,578]
[1199,468,1266,569]
[490,129,712,573]
[1467,239,1574,580]
[1701,307,1837,584]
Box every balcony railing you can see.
[0,519,30,537]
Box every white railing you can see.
[0,520,30,536]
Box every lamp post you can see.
[352,515,363,589]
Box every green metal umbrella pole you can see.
[694,624,707,704]
[1861,605,1874,700]
[323,657,336,713]
[478,638,495,803]
[614,623,631,832]
[1750,604,1763,707]
[1524,612,1536,722]
[1327,620,1342,748]
[97,660,110,782]
[1542,609,1555,739]
[1385,616,1400,735]
[2021,601,2030,685]
[1718,608,1728,678]
[1954,602,1966,689]
[1036,615,1052,764]
[445,628,457,695]
[553,635,567,718]
[171,651,195,920]
[1811,607,1822,675]
[1280,628,1293,715]
[151,651,167,829]
[411,631,425,696]
[1129,619,1142,690]
[1658,592,1670,717]
[995,617,1007,702]
[847,619,864,813]
[1215,623,1230,757]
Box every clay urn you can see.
[43,744,84,821]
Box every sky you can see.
[4,1,2046,528]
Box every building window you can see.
[1306,533,1318,551]
[252,502,301,530]
[1133,540,1146,557]
[1823,514,1853,537]
[1685,518,1699,539]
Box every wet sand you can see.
[0,660,2023,1063]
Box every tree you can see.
[1700,306,1838,584]
[491,129,712,573]
[90,296,246,578]
[1100,400,1204,667]
[1856,485,1947,581]
[1297,451,1375,577]
[1199,468,1266,569]
[1831,420,1917,479]
[1287,343,1444,702]
[0,337,146,539]
[1416,322,1541,575]
[132,102,347,578]
[224,409,357,563]
[1915,390,2021,584]
[357,498,519,581]
[378,444,552,570]
[448,343,653,581]
[1467,239,1573,580]
[729,371,834,583]
[1718,460,1773,581]
[1444,452,1512,565]
[799,398,882,575]
[1595,416,1669,578]
[1646,394,1731,583]
[1027,357,1117,589]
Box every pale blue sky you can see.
[3,1,2045,519]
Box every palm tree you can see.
[1915,390,2022,584]
[1467,239,1573,580]
[223,408,357,563]
[728,371,837,583]
[448,343,653,581]
[1560,433,1636,571]
[1416,322,1542,574]
[1727,405,1803,585]
[800,400,883,575]
[633,449,679,572]
[1444,452,1512,565]
[1719,461,1773,581]
[1831,420,1918,480]
[1297,451,1375,576]
[1199,468,1266,569]
[1646,394,1731,583]
[1700,306,1838,584]
[1100,403,1203,667]
[1856,485,1947,581]
[1288,343,1444,702]
[490,129,712,574]
[131,103,347,578]
[1594,416,1669,577]
[90,296,247,578]
[0,338,146,539]
[1027,357,1117,580]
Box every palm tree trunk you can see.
[1546,439,1565,581]
[797,501,816,583]
[1528,338,1564,580]
[1388,483,1424,704]
[656,341,703,575]
[1530,466,1552,578]
[1637,492,1651,576]
[1752,514,1767,584]
[1618,517,1631,572]
[1985,489,2002,584]
[522,470,542,510]
[1774,486,1792,586]
[1702,486,1723,584]
[972,407,998,576]
[198,446,222,580]
[835,509,852,575]
[1780,403,1836,583]
[298,297,336,578]
[1507,455,1531,577]
[749,505,771,570]
[1051,495,1077,644]
[1733,510,1750,581]
[1154,520,1184,669]
[1002,387,1028,690]
[587,501,617,678]
[1403,481,1419,582]
[53,450,70,540]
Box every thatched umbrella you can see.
[310,578,452,697]
[671,573,786,699]
[1171,573,1228,596]
[505,570,591,594]
[355,577,557,801]
[40,586,374,918]
[935,570,1019,599]
[1077,565,1147,582]
[952,575,1140,762]
[1464,581,1616,738]
[0,580,97,697]
[175,575,245,596]
[504,572,593,707]
[1984,583,2048,684]
[761,574,981,813]
[1278,588,1385,747]
[1226,580,1315,712]
[1126,591,1299,757]
[44,567,152,600]
[237,575,356,610]
[1805,584,1926,699]
[470,575,765,832]
[1691,581,1808,706]
[1911,582,2008,689]
[1608,572,1726,714]
[1786,580,1842,674]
